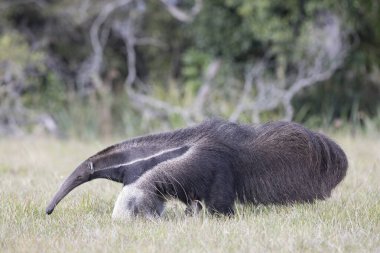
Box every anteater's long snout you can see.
[46,167,89,215]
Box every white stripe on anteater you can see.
[93,146,189,172]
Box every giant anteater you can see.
[46,119,348,219]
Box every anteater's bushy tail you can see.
[248,122,348,203]
[314,132,348,197]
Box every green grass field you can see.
[1,133,379,253]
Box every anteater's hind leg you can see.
[204,169,235,216]
[184,176,235,216]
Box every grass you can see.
[0,133,379,253]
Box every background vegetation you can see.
[0,0,379,138]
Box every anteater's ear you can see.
[88,162,94,174]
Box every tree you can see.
[0,0,379,136]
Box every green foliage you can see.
[0,0,379,136]
[191,0,257,59]
[0,32,45,78]
[181,49,210,92]
[0,32,42,65]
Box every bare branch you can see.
[229,62,264,122]
[90,0,132,57]
[75,0,205,125]
[77,0,132,93]
[160,0,203,23]
[77,0,91,22]
[128,88,193,123]
[281,13,347,120]
[192,59,221,120]
[113,18,138,89]
[135,37,167,49]
[229,12,348,123]
[113,11,193,123]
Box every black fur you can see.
[46,119,348,217]
[123,120,348,215]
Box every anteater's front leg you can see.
[112,183,164,221]
[185,199,203,216]
[112,145,236,220]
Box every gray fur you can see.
[46,119,348,218]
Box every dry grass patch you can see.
[0,134,379,252]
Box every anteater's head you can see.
[46,160,94,215]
